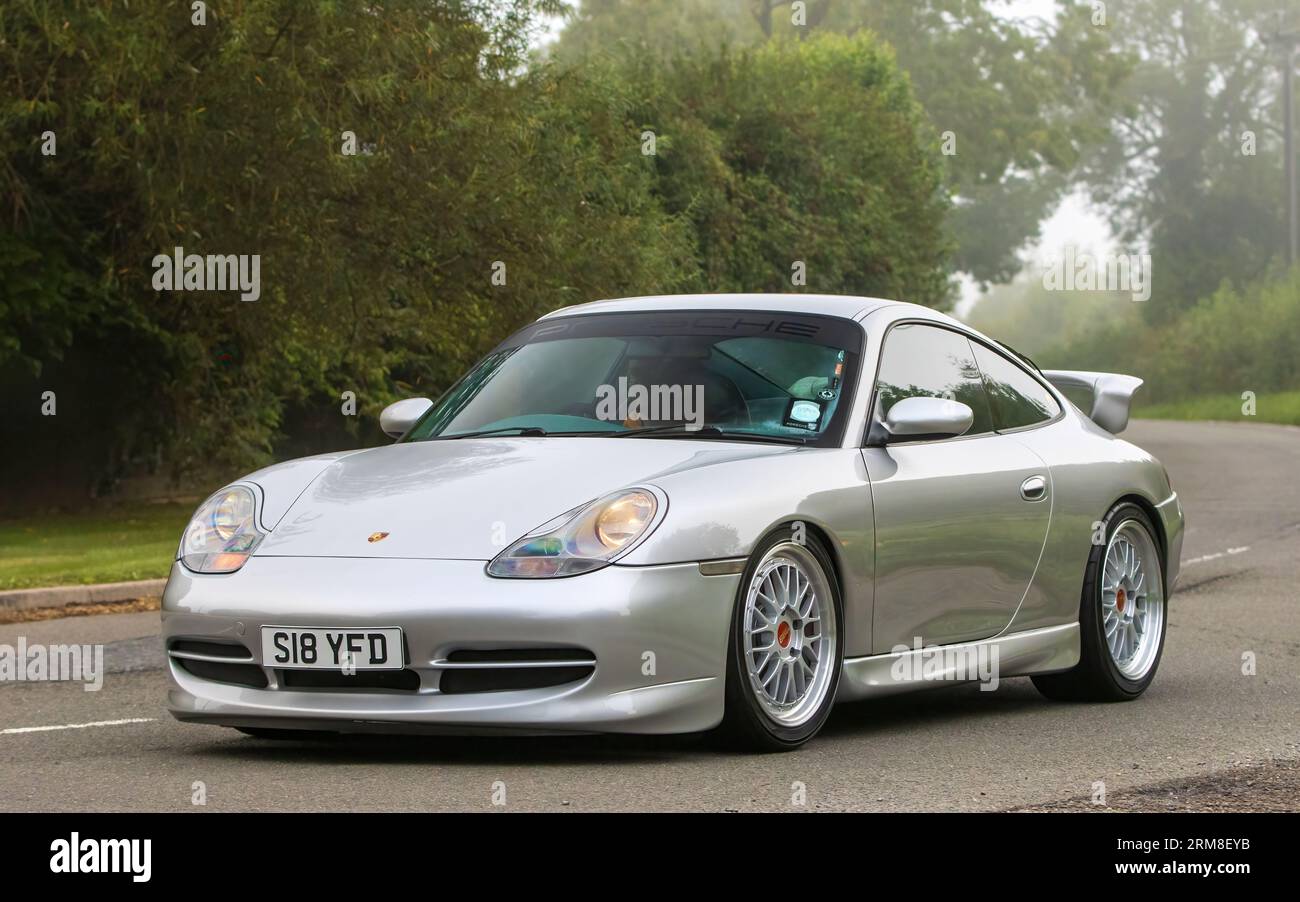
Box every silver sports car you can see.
[163,294,1184,750]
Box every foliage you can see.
[0,1,948,504]
[1034,268,1300,404]
[966,0,1300,407]
[552,0,1129,285]
[622,32,953,305]
[965,267,1141,357]
[1079,0,1291,322]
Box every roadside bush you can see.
[627,33,953,307]
[1039,268,1300,404]
[0,0,692,505]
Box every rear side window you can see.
[970,343,1061,430]
[874,324,994,436]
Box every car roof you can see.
[539,293,959,325]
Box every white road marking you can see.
[1,717,156,736]
[1184,545,1250,566]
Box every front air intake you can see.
[436,647,596,694]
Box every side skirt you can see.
[835,622,1080,702]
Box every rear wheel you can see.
[1033,502,1167,702]
[720,529,843,752]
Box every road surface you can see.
[2,420,1297,811]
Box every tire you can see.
[720,527,844,752]
[1033,502,1168,702]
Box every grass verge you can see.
[0,502,191,591]
[1136,390,1300,427]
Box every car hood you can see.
[252,437,790,560]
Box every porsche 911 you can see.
[163,294,1183,750]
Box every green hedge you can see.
[1,2,950,506]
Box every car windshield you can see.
[403,310,863,447]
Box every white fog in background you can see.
[967,0,1115,317]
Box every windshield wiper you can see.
[610,425,810,445]
[436,426,633,440]
[437,424,809,445]
[437,426,551,440]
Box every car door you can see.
[862,322,1053,653]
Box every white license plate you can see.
[261,626,404,670]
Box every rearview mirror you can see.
[379,397,433,439]
[881,396,974,442]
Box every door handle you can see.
[1020,475,1048,502]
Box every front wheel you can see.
[1033,502,1167,702]
[720,529,843,752]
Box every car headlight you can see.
[179,485,265,573]
[487,487,664,578]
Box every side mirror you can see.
[379,397,433,439]
[880,396,973,442]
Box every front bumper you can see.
[162,556,739,735]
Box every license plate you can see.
[261,626,404,670]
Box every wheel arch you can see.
[742,514,868,658]
[1110,493,1168,574]
[770,517,847,601]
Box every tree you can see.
[0,0,949,505]
[552,0,1128,285]
[632,32,954,306]
[0,0,693,502]
[1077,0,1292,321]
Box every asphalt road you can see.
[2,420,1297,812]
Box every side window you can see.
[970,343,1061,430]
[874,324,993,437]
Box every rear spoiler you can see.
[1042,370,1144,434]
